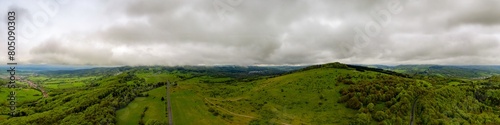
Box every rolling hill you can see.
[0,62,499,124]
[370,65,500,79]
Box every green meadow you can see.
[1,63,499,124]
[171,89,227,125]
[0,88,41,104]
[116,86,168,125]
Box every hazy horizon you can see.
[3,62,500,68]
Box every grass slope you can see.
[116,87,167,125]
[0,88,42,104]
[1,63,499,125]
[171,90,226,125]
[197,66,389,124]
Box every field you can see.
[0,63,499,124]
[171,89,227,125]
[116,86,168,125]
[158,65,377,124]
[26,76,97,90]
[136,72,181,84]
[193,68,369,124]
[0,88,42,104]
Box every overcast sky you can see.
[1,0,500,66]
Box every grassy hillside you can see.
[0,88,42,104]
[171,90,226,125]
[0,63,499,124]
[116,87,168,125]
[186,63,500,124]
[194,63,410,124]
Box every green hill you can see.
[188,63,500,124]
[0,62,499,125]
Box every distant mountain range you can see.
[1,64,499,79]
[0,65,95,72]
[367,65,500,78]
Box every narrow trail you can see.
[410,97,419,125]
[204,98,294,125]
[204,98,255,119]
[25,80,48,98]
[167,81,173,125]
[205,97,246,102]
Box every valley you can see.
[3,0,499,124]
[0,63,499,125]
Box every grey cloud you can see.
[447,1,500,27]
[27,0,500,65]
[30,38,115,65]
[379,31,500,64]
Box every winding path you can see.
[204,98,255,119]
[410,97,419,125]
[167,81,173,125]
[25,80,48,98]
[204,98,294,125]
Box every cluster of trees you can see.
[199,79,235,84]
[337,72,500,124]
[475,89,500,107]
[337,75,416,111]
[0,71,167,125]
[346,64,411,78]
[117,72,145,84]
[473,79,500,107]
[290,62,348,73]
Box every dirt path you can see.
[25,80,48,98]
[410,97,419,125]
[206,97,246,102]
[204,98,255,119]
[204,98,294,125]
[167,81,173,125]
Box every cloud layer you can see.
[5,0,500,65]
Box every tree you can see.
[367,103,375,112]
[373,111,386,122]
[146,119,168,125]
[161,97,165,101]
[351,113,371,125]
[358,107,369,113]
[347,97,362,109]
